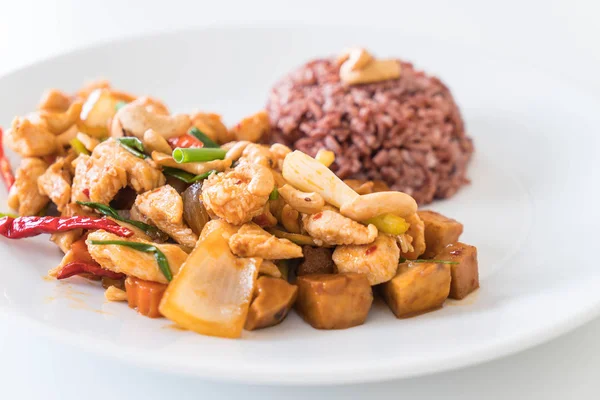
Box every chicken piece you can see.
[401,213,426,259]
[418,210,464,258]
[133,185,198,248]
[296,273,373,329]
[93,140,165,193]
[71,154,127,204]
[230,110,270,142]
[87,230,188,284]
[332,233,400,285]
[37,155,74,212]
[434,242,479,299]
[380,261,451,318]
[49,202,95,252]
[71,139,165,204]
[5,116,58,157]
[245,276,298,331]
[51,229,82,254]
[202,163,274,225]
[297,246,335,276]
[228,223,303,259]
[301,209,378,246]
[7,158,49,216]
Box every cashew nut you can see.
[190,112,233,144]
[77,79,110,100]
[258,260,282,278]
[230,110,270,142]
[337,48,374,71]
[38,89,71,112]
[344,179,375,195]
[134,96,170,115]
[281,204,301,234]
[278,184,325,214]
[39,100,83,134]
[340,191,418,221]
[108,89,137,104]
[225,140,251,161]
[56,124,79,147]
[142,129,172,154]
[105,286,127,302]
[115,101,190,139]
[338,48,401,85]
[110,113,124,138]
[151,151,232,175]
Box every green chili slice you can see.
[188,127,220,148]
[269,187,279,201]
[0,212,18,218]
[69,138,90,155]
[172,147,226,163]
[88,240,172,281]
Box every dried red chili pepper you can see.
[0,127,15,191]
[167,134,204,149]
[56,261,125,280]
[0,216,134,239]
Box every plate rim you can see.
[1,23,599,385]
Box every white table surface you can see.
[1,0,599,398]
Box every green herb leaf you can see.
[188,127,220,148]
[172,147,226,163]
[162,167,216,183]
[115,101,128,111]
[116,137,147,159]
[269,187,279,200]
[77,201,155,233]
[88,240,172,281]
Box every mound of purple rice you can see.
[265,58,474,204]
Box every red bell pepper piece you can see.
[56,261,125,280]
[0,127,15,191]
[0,216,134,239]
[167,134,204,149]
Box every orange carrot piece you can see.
[125,277,167,318]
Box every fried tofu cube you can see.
[244,277,298,331]
[296,273,373,329]
[435,242,479,299]
[418,210,464,258]
[380,262,451,318]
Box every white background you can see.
[1,0,599,398]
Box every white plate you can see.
[0,25,598,385]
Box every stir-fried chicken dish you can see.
[0,81,479,338]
